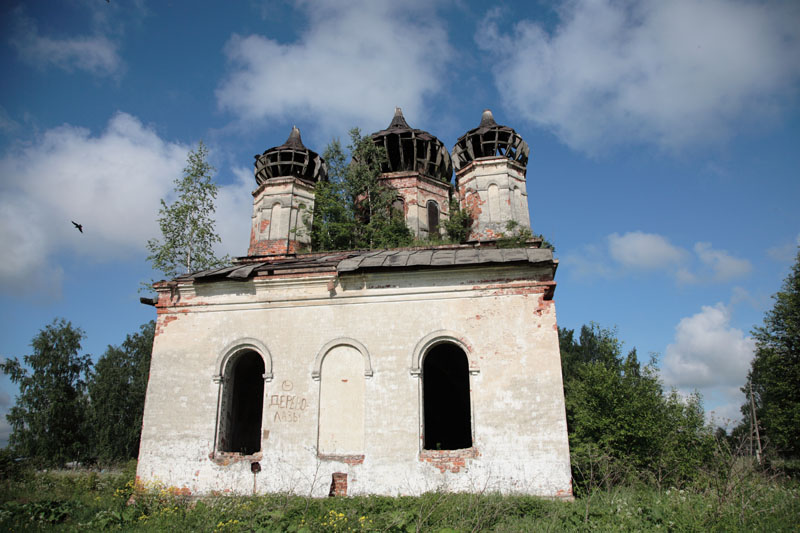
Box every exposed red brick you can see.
[329,472,348,496]
[419,448,479,473]
[247,238,299,257]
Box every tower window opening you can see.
[422,343,472,450]
[392,197,405,218]
[218,351,264,455]
[385,136,401,172]
[427,200,439,236]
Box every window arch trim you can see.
[213,338,274,383]
[410,330,480,376]
[312,337,373,380]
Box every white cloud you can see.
[694,242,752,282]
[215,167,256,259]
[662,303,755,389]
[661,303,756,427]
[608,231,685,269]
[0,107,20,136]
[9,12,122,77]
[569,231,753,284]
[562,243,612,280]
[0,112,263,293]
[0,112,188,292]
[216,0,453,135]
[479,0,800,153]
[767,234,800,263]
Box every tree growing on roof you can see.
[310,129,413,251]
[146,141,228,279]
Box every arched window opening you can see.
[427,200,440,236]
[423,343,472,450]
[392,197,405,218]
[219,351,264,455]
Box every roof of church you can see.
[172,245,556,284]
[368,108,453,182]
[253,126,327,185]
[451,109,530,172]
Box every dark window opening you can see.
[219,351,264,455]
[385,135,401,172]
[423,343,472,450]
[427,201,439,236]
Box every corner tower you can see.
[452,110,531,241]
[248,127,326,257]
[369,108,453,239]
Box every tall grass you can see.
[0,460,796,532]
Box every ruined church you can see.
[137,109,572,498]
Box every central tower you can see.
[369,108,453,239]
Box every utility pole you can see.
[749,380,763,465]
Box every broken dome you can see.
[451,110,530,173]
[369,108,453,182]
[254,126,327,185]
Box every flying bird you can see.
[72,221,83,233]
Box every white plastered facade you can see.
[137,262,572,498]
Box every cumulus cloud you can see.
[479,0,800,153]
[566,231,752,284]
[694,242,753,282]
[215,166,256,259]
[9,12,122,77]
[0,112,262,293]
[662,303,755,388]
[608,231,686,269]
[0,112,188,291]
[217,0,453,134]
[661,303,756,427]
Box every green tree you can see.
[443,198,473,244]
[745,246,800,458]
[309,139,358,251]
[560,324,713,489]
[310,129,413,251]
[1,319,92,466]
[89,321,154,463]
[146,141,228,278]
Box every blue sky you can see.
[1,0,799,446]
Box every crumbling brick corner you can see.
[328,472,348,497]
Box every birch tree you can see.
[146,141,227,278]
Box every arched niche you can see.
[312,338,373,381]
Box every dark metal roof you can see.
[176,245,555,283]
[337,247,552,272]
[451,109,530,172]
[254,126,328,185]
[369,108,453,183]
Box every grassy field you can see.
[0,462,797,532]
